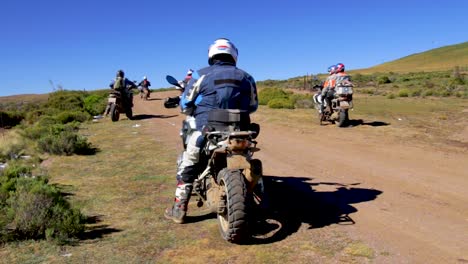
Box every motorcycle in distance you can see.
[105,84,136,122]
[163,75,184,109]
[166,75,267,244]
[312,82,354,127]
[139,84,151,101]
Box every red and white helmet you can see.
[208,38,238,65]
[335,63,345,72]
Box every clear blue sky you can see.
[1,0,467,96]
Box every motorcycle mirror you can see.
[166,75,182,88]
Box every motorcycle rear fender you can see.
[226,154,250,170]
[339,101,350,109]
[226,155,262,192]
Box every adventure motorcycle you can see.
[313,83,354,127]
[139,86,151,100]
[104,86,135,122]
[166,76,266,243]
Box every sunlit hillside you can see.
[352,41,468,74]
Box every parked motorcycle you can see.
[104,86,135,122]
[166,75,266,243]
[163,75,184,109]
[313,83,354,127]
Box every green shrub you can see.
[377,75,391,84]
[84,94,107,116]
[409,89,422,97]
[258,88,291,105]
[398,89,409,97]
[423,90,434,97]
[267,98,294,109]
[3,176,84,243]
[55,111,90,124]
[37,131,78,155]
[46,91,85,111]
[386,93,396,99]
[440,90,452,97]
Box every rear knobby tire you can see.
[110,103,119,122]
[217,168,249,243]
[126,108,133,120]
[337,109,348,127]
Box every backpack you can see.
[113,77,125,90]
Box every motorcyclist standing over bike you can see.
[164,38,259,224]
[320,65,337,114]
[138,76,151,98]
[105,70,137,117]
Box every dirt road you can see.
[133,91,468,263]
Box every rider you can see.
[138,76,151,98]
[164,38,259,224]
[182,69,194,86]
[320,65,337,113]
[334,63,351,86]
[106,70,137,115]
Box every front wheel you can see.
[110,103,119,122]
[217,168,249,243]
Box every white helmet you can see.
[143,76,147,80]
[187,69,193,75]
[208,38,238,65]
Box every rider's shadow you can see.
[250,176,382,244]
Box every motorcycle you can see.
[104,85,135,122]
[166,75,266,243]
[139,86,151,100]
[163,75,185,109]
[312,83,354,127]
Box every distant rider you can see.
[106,70,137,116]
[320,65,337,113]
[138,76,151,98]
[164,38,259,224]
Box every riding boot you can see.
[164,182,193,224]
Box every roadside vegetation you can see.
[0,89,108,244]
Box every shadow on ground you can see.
[183,176,382,245]
[249,176,383,244]
[348,119,390,127]
[79,215,122,241]
[132,114,178,120]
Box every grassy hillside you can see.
[353,41,468,74]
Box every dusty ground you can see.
[133,91,468,263]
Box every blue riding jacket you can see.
[181,61,258,130]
